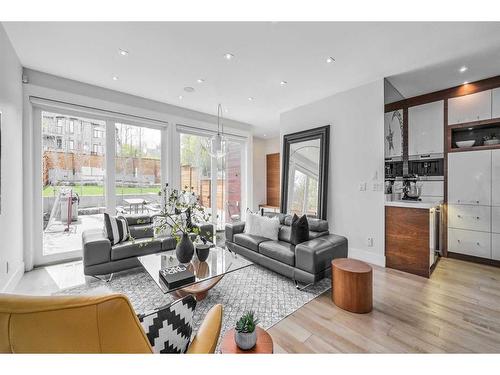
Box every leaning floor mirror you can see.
[281,125,330,220]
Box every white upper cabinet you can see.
[408,101,444,156]
[384,110,403,158]
[493,88,500,119]
[448,150,491,206]
[492,149,500,207]
[448,90,492,125]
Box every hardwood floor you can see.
[269,258,500,353]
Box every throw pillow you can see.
[138,295,197,354]
[104,213,130,245]
[152,216,172,238]
[245,213,280,241]
[290,214,309,245]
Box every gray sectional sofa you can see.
[82,214,213,277]
[225,215,348,285]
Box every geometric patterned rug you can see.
[56,263,331,352]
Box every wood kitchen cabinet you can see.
[448,90,492,125]
[448,150,491,206]
[492,149,500,207]
[384,110,403,158]
[408,101,444,156]
[493,88,500,119]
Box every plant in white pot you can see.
[235,311,259,350]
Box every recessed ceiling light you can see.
[118,49,129,56]
[248,97,254,101]
[263,134,267,137]
[224,53,234,60]
[178,95,183,100]
[112,76,119,81]
[280,81,288,86]
[463,81,469,85]
[326,57,335,63]
[197,78,205,83]
[184,86,195,93]
[468,127,473,130]
[459,66,468,73]
[224,108,229,113]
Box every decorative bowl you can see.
[456,140,475,148]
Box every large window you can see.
[115,123,163,214]
[41,111,106,258]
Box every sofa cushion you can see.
[125,215,151,226]
[308,230,329,240]
[259,241,295,267]
[278,225,291,243]
[233,233,269,252]
[295,234,348,274]
[283,215,329,233]
[129,224,154,239]
[161,237,177,250]
[111,238,162,261]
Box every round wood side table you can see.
[220,327,274,354]
[331,258,373,313]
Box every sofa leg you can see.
[91,273,114,282]
[294,279,313,291]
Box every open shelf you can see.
[447,117,500,153]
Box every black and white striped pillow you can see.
[138,295,197,354]
[104,213,130,245]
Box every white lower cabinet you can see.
[492,207,500,234]
[492,234,500,261]
[448,228,491,258]
[448,204,491,233]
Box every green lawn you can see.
[42,184,160,197]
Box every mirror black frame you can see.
[280,125,330,220]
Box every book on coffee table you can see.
[159,265,195,289]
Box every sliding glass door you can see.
[41,111,106,261]
[115,123,163,215]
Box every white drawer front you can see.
[448,228,491,258]
[448,204,491,232]
[492,207,500,234]
[493,234,500,261]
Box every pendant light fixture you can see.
[205,104,227,159]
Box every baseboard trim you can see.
[348,248,386,267]
[447,252,500,268]
[1,262,25,293]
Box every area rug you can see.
[56,263,331,351]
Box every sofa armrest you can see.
[82,229,111,268]
[186,304,223,354]
[224,222,245,243]
[295,234,348,274]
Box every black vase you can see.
[196,244,210,262]
[176,233,194,263]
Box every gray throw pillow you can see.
[290,214,309,245]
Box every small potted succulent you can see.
[234,311,259,350]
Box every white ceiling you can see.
[4,22,500,137]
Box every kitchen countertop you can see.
[384,198,443,209]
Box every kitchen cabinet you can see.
[419,181,444,198]
[493,234,500,261]
[448,204,491,233]
[492,207,500,234]
[448,228,491,259]
[448,90,492,125]
[493,88,500,119]
[384,110,403,158]
[492,149,500,206]
[408,101,444,156]
[448,150,491,206]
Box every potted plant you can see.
[234,311,259,350]
[155,184,212,263]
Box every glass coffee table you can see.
[138,247,253,301]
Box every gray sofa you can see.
[82,214,213,277]
[225,215,348,285]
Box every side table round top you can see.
[220,327,273,354]
[332,258,372,273]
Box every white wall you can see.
[281,80,386,266]
[252,136,280,211]
[0,25,24,291]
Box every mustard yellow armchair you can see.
[0,293,223,354]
